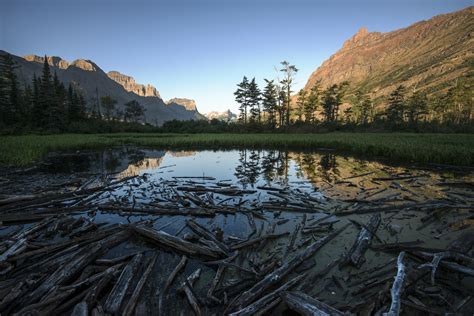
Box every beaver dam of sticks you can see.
[0,148,473,315]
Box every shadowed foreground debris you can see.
[0,155,473,315]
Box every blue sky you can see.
[1,0,471,113]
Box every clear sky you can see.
[1,0,471,113]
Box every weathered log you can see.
[281,291,345,316]
[84,265,122,306]
[25,231,129,305]
[231,232,289,251]
[123,253,157,316]
[346,213,381,268]
[0,238,27,263]
[179,269,203,316]
[104,253,144,315]
[71,301,89,316]
[159,255,187,316]
[230,273,305,316]
[207,265,225,302]
[226,224,349,312]
[132,225,222,259]
[383,252,406,316]
[187,219,231,255]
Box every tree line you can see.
[0,53,147,132]
[234,61,472,130]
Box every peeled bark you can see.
[383,252,406,316]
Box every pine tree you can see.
[125,100,145,122]
[248,78,261,123]
[50,71,67,130]
[234,76,249,124]
[262,79,278,127]
[295,89,307,122]
[406,90,428,125]
[279,61,298,126]
[387,85,406,124]
[322,85,337,123]
[101,95,118,120]
[352,90,373,125]
[0,53,20,126]
[278,89,287,127]
[38,55,54,128]
[304,84,320,123]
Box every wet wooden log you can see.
[158,255,187,316]
[132,225,223,259]
[104,253,144,314]
[83,264,122,306]
[123,253,157,316]
[281,291,345,316]
[207,265,225,302]
[231,232,289,251]
[0,194,38,206]
[187,219,231,255]
[98,204,216,217]
[230,274,306,316]
[225,224,349,313]
[71,301,89,316]
[178,268,202,316]
[25,231,130,305]
[346,213,381,268]
[0,238,27,263]
[383,252,406,316]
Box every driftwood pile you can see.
[0,161,473,315]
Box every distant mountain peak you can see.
[205,109,237,121]
[70,59,101,72]
[107,70,160,98]
[166,98,197,111]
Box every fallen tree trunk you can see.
[230,273,306,316]
[132,225,223,259]
[225,224,349,313]
[346,213,381,268]
[281,291,345,316]
[104,253,144,314]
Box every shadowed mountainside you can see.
[3,51,204,125]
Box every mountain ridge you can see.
[2,51,203,125]
[303,6,473,104]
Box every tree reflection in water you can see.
[234,149,261,188]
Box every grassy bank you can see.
[1,133,473,166]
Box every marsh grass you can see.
[1,133,473,166]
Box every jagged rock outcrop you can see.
[23,55,70,69]
[205,110,237,122]
[166,98,197,111]
[70,59,100,72]
[107,71,160,98]
[1,51,204,125]
[304,6,474,103]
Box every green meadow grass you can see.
[1,133,473,166]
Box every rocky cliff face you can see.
[304,6,473,102]
[23,55,100,72]
[166,98,197,111]
[3,51,203,125]
[107,71,160,98]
